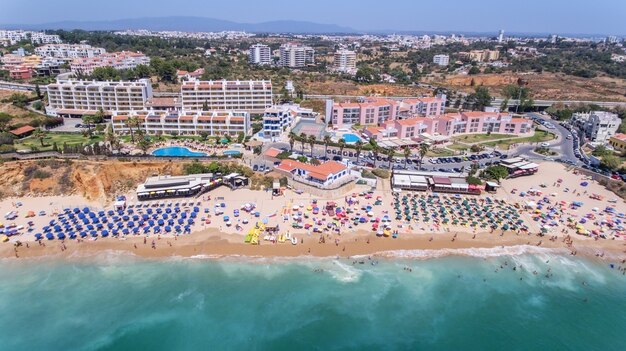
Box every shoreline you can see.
[3,229,624,264]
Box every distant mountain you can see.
[2,16,356,34]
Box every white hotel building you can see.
[111,110,250,137]
[35,44,106,59]
[46,79,153,117]
[181,80,273,114]
[279,43,315,68]
[248,44,271,65]
[333,49,357,74]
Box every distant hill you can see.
[2,16,357,34]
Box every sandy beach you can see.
[1,161,625,262]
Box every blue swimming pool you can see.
[342,133,361,143]
[223,150,241,156]
[152,147,207,157]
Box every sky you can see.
[2,0,625,35]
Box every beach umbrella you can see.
[82,207,90,214]
[122,215,129,221]
[127,221,135,228]
[79,231,87,238]
[107,210,114,216]
[165,208,172,214]
[106,223,114,229]
[154,226,161,233]
[147,208,153,214]
[187,219,194,225]
[34,233,43,240]
[111,229,118,236]
[101,229,109,237]
[156,208,162,214]
[143,226,150,233]
[168,219,174,226]
[133,215,140,221]
[175,225,181,232]
[90,230,98,237]
[73,208,80,214]
[148,220,155,226]
[116,222,124,228]
[165,226,172,232]
[46,233,54,240]
[178,219,184,225]
[142,214,149,220]
[157,219,165,226]
[132,227,140,234]
[122,228,129,235]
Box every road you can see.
[516,113,579,165]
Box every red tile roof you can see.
[264,147,282,158]
[612,133,626,141]
[9,125,35,136]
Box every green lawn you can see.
[451,133,512,144]
[426,148,456,157]
[15,133,103,151]
[483,130,556,149]
[119,135,203,143]
[447,143,469,152]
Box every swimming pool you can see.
[223,150,241,156]
[152,147,207,157]
[342,133,361,143]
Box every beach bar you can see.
[136,173,221,200]
[391,169,481,194]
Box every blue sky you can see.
[2,0,625,35]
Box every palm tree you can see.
[385,148,395,169]
[323,134,331,158]
[82,115,95,137]
[337,138,346,158]
[403,146,411,168]
[418,143,430,170]
[137,138,151,155]
[33,128,47,147]
[307,135,316,157]
[125,116,140,143]
[104,125,118,153]
[288,131,296,152]
[372,145,380,168]
[299,132,306,154]
[354,140,364,164]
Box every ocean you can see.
[1,249,625,351]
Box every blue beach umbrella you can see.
[165,226,171,232]
[46,233,54,240]
[34,233,43,240]
[82,207,90,214]
[90,231,98,237]
[57,233,66,240]
[133,227,140,234]
[80,231,87,238]
[101,230,109,237]
[107,223,114,229]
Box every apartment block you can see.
[279,43,315,68]
[46,78,153,117]
[248,44,271,65]
[460,50,500,62]
[181,79,273,114]
[572,111,621,142]
[9,65,33,80]
[262,103,316,140]
[327,96,447,127]
[30,33,62,44]
[111,110,250,137]
[363,111,533,142]
[433,54,449,66]
[333,49,357,73]
[35,44,106,59]
[70,51,150,74]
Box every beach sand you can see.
[1,162,625,262]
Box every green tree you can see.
[403,146,411,168]
[468,66,480,75]
[307,134,316,157]
[32,128,47,147]
[82,115,95,137]
[503,84,533,113]
[0,113,12,132]
[34,84,42,99]
[323,134,332,158]
[337,138,346,158]
[299,132,307,154]
[385,148,395,169]
[354,140,364,164]
[288,131,296,152]
[418,143,430,169]
[482,165,509,181]
[133,64,152,78]
[473,86,492,111]
[137,137,152,155]
[125,116,140,143]
[600,154,620,170]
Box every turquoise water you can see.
[152,147,206,157]
[1,251,625,350]
[223,150,241,156]
[342,133,360,143]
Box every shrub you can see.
[371,169,390,179]
[32,170,51,179]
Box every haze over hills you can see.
[0,16,618,37]
[1,16,356,34]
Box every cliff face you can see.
[0,160,185,203]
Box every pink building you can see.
[327,95,446,127]
[9,65,32,80]
[363,111,533,142]
[70,51,150,75]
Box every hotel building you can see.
[111,110,250,137]
[333,49,357,73]
[276,159,350,187]
[180,80,273,114]
[363,111,533,143]
[279,43,315,68]
[327,96,447,127]
[433,54,449,66]
[262,103,316,140]
[35,44,106,59]
[70,51,150,75]
[248,44,271,65]
[45,78,153,117]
